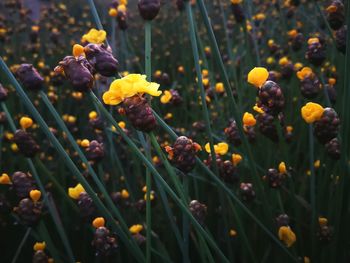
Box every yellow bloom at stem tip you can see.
[82,29,106,44]
[242,112,256,126]
[92,217,105,228]
[129,224,143,234]
[247,67,269,88]
[278,226,296,247]
[0,173,11,185]
[30,190,41,202]
[301,102,325,124]
[103,74,161,106]
[205,142,229,155]
[33,242,46,251]
[20,117,33,129]
[68,183,85,199]
[160,90,172,104]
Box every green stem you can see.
[309,124,316,261]
[11,228,31,263]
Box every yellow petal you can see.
[247,67,269,88]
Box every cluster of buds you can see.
[111,189,131,208]
[297,67,322,99]
[68,184,96,220]
[301,103,341,159]
[231,0,245,23]
[279,57,294,80]
[138,0,161,21]
[224,119,255,146]
[305,38,326,66]
[165,136,201,173]
[287,29,304,51]
[103,74,162,132]
[92,217,118,256]
[326,0,345,31]
[239,183,256,202]
[263,162,288,188]
[84,140,105,163]
[13,129,40,158]
[317,217,333,243]
[189,200,207,226]
[11,171,36,198]
[15,64,44,91]
[14,189,43,226]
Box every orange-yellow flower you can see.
[82,29,106,44]
[92,217,105,228]
[232,154,243,166]
[205,142,229,155]
[247,67,269,88]
[0,173,11,185]
[103,74,161,106]
[278,226,296,247]
[30,190,41,202]
[20,117,33,129]
[297,67,313,80]
[73,44,85,57]
[243,112,256,126]
[129,224,143,234]
[160,90,172,104]
[33,242,46,251]
[301,102,325,124]
[68,183,85,199]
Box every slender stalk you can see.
[11,228,31,263]
[308,124,316,261]
[185,1,218,176]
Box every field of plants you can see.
[0,0,349,262]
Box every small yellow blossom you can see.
[30,190,41,202]
[92,217,105,228]
[308,38,319,45]
[68,184,85,199]
[82,29,106,44]
[279,162,287,174]
[20,117,33,129]
[215,82,224,93]
[232,154,243,166]
[229,229,237,236]
[278,226,296,247]
[11,143,18,152]
[301,102,325,124]
[279,57,289,66]
[118,121,126,129]
[253,104,264,114]
[73,44,85,57]
[160,90,172,104]
[118,4,127,13]
[109,8,118,17]
[129,224,143,234]
[81,139,90,148]
[287,29,298,38]
[33,242,46,251]
[0,173,11,185]
[231,0,242,4]
[89,111,98,120]
[314,160,320,168]
[243,112,256,126]
[121,189,129,199]
[297,67,313,80]
[205,142,229,155]
[247,67,269,88]
[103,74,161,106]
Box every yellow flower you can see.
[253,104,264,114]
[73,44,85,57]
[80,139,90,147]
[82,29,106,44]
[129,224,143,234]
[120,0,128,4]
[278,226,296,247]
[109,8,118,17]
[89,111,98,120]
[297,67,313,80]
[121,189,129,199]
[0,173,11,185]
[118,4,127,13]
[20,117,33,129]
[68,183,85,199]
[301,102,325,124]
[160,90,172,104]
[243,112,256,126]
[247,67,269,88]
[205,142,229,155]
[232,154,243,166]
[92,217,105,228]
[215,82,224,93]
[33,242,46,251]
[278,162,287,174]
[308,37,319,45]
[287,29,298,38]
[231,0,242,4]
[30,190,41,202]
[279,57,289,66]
[103,74,161,106]
[229,229,237,237]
